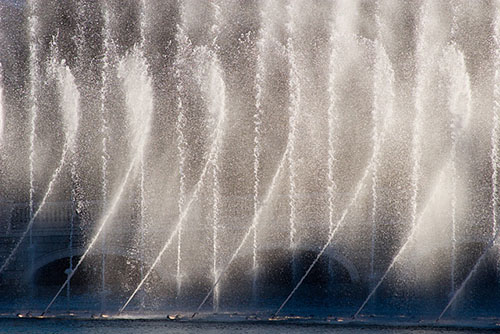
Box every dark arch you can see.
[326,246,360,283]
[240,245,360,283]
[26,246,144,283]
[215,245,361,308]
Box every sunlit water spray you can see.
[448,3,459,297]
[43,157,139,315]
[0,57,80,276]
[123,43,153,307]
[436,3,498,322]
[492,0,500,276]
[194,38,396,315]
[61,0,87,308]
[209,64,224,312]
[251,5,268,304]
[405,0,433,300]
[438,82,500,319]
[173,4,189,297]
[175,93,187,296]
[326,0,359,286]
[118,142,216,314]
[99,3,113,310]
[408,1,445,259]
[42,45,153,315]
[192,15,305,314]
[285,0,300,283]
[119,159,208,314]
[211,154,221,312]
[46,39,81,305]
[118,44,228,314]
[370,10,382,285]
[192,44,295,313]
[206,1,226,312]
[57,62,81,307]
[437,231,500,321]
[409,1,428,246]
[137,1,150,304]
[207,59,225,312]
[441,44,472,295]
[192,2,381,316]
[354,42,472,320]
[326,27,339,286]
[2,0,500,321]
[66,168,76,307]
[370,29,395,281]
[274,40,395,317]
[42,48,154,315]
[355,167,450,318]
[27,0,40,280]
[275,166,370,317]
[193,140,290,317]
[0,63,4,147]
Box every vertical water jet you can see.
[409,0,428,243]
[440,44,472,296]
[43,47,154,314]
[173,0,189,299]
[355,168,448,319]
[0,52,77,278]
[206,0,226,312]
[492,0,500,275]
[121,42,154,308]
[208,57,224,312]
[284,0,300,283]
[326,17,339,288]
[0,0,497,321]
[326,0,359,287]
[194,150,290,316]
[0,63,4,147]
[251,0,274,305]
[449,1,460,298]
[99,3,113,311]
[355,16,472,318]
[56,61,81,310]
[369,5,386,282]
[66,175,75,308]
[275,11,396,314]
[27,0,40,290]
[370,38,395,282]
[137,1,150,306]
[44,157,139,315]
[120,45,228,316]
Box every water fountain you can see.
[99,2,113,311]
[0,63,4,147]
[0,0,500,328]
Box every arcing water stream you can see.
[0,0,499,322]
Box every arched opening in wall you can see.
[218,248,361,312]
[34,256,87,296]
[32,254,168,308]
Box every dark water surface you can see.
[0,319,498,334]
